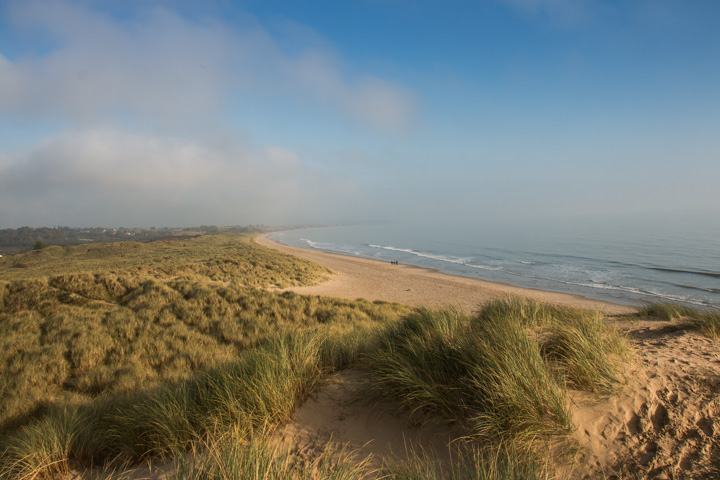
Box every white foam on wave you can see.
[466,264,504,272]
[301,238,320,248]
[464,262,710,306]
[301,238,364,257]
[309,239,712,308]
[368,244,473,265]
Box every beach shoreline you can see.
[256,233,634,315]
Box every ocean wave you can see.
[368,244,473,265]
[366,243,703,304]
[287,236,716,308]
[648,267,720,278]
[301,238,365,257]
[676,284,720,294]
[463,262,712,306]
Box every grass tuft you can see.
[379,443,560,480]
[477,297,586,328]
[637,302,699,321]
[638,302,720,338]
[363,300,631,450]
[0,333,327,477]
[0,408,82,480]
[172,425,371,480]
[363,307,572,447]
[542,311,630,393]
[691,310,720,338]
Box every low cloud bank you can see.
[0,128,359,228]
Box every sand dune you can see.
[85,236,718,479]
[571,320,719,478]
[277,321,719,479]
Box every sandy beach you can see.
[256,233,633,315]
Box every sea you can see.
[269,216,720,308]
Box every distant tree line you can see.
[0,225,260,255]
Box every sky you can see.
[0,0,719,229]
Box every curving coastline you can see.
[255,233,633,315]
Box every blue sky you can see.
[0,0,718,228]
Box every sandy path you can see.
[279,370,465,470]
[256,234,633,315]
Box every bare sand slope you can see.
[256,234,632,315]
[279,370,465,470]
[572,320,719,479]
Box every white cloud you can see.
[0,127,359,227]
[0,1,413,227]
[1,0,416,130]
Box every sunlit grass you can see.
[172,425,371,480]
[0,233,331,287]
[637,302,720,338]
[1,331,365,479]
[362,307,572,448]
[0,231,410,479]
[0,409,82,480]
[542,310,630,393]
[0,234,408,431]
[362,299,630,449]
[637,302,699,322]
[0,235,635,479]
[379,443,561,480]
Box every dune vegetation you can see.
[363,300,630,455]
[0,233,636,479]
[636,302,720,338]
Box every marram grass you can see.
[637,302,700,321]
[0,332,330,479]
[363,300,630,448]
[542,310,631,393]
[378,442,562,480]
[1,235,634,479]
[0,232,409,479]
[0,409,82,480]
[172,425,372,480]
[362,307,572,447]
[0,256,407,431]
[691,310,720,338]
[0,233,330,287]
[638,302,720,338]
